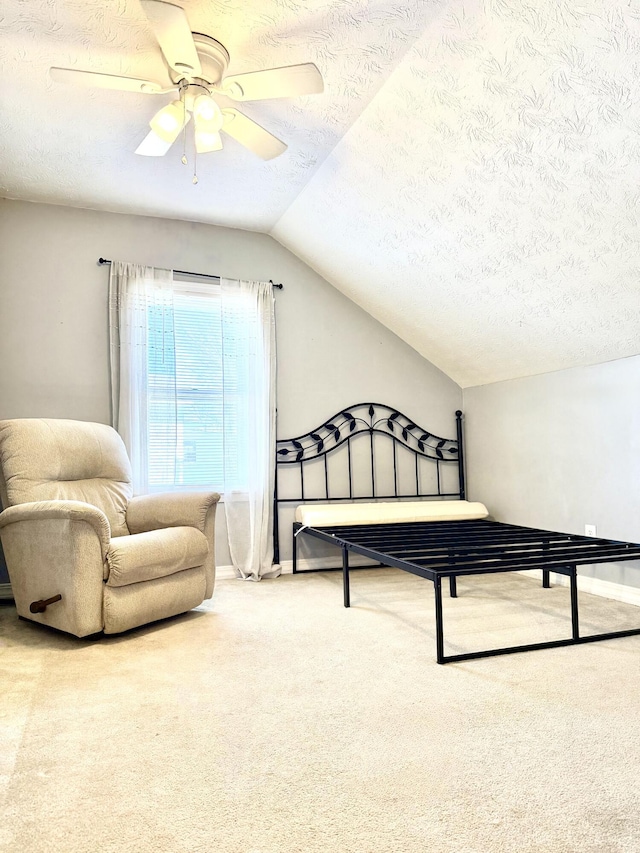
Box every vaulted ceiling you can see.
[2,0,640,387]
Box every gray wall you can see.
[2,198,636,589]
[464,355,640,587]
[0,198,461,568]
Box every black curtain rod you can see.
[98,258,283,289]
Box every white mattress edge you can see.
[294,500,489,527]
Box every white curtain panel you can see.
[109,264,279,583]
[108,262,174,494]
[221,279,279,582]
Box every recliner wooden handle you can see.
[29,595,62,614]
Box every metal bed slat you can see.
[340,542,640,566]
[320,518,596,537]
[327,533,584,551]
[321,525,571,543]
[445,552,640,573]
[320,528,634,550]
[319,521,630,548]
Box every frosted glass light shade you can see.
[135,129,174,156]
[193,94,223,130]
[149,100,187,143]
[135,114,191,156]
[195,129,223,153]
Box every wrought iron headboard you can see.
[274,403,465,563]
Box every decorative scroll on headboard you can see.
[273,403,465,563]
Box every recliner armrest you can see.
[0,500,111,557]
[126,492,221,535]
[0,499,111,636]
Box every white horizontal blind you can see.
[146,279,246,492]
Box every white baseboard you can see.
[216,564,245,580]
[519,569,640,607]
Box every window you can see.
[146,279,246,492]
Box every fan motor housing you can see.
[169,34,230,86]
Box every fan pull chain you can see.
[193,145,198,184]
[181,87,188,165]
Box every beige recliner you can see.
[0,418,220,637]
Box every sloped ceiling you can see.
[3,0,640,386]
[0,0,440,230]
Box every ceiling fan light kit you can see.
[49,0,324,181]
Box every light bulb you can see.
[149,100,187,143]
[193,95,223,131]
[195,129,223,153]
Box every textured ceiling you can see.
[273,0,640,386]
[3,1,640,386]
[0,0,442,230]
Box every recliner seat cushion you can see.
[106,526,208,587]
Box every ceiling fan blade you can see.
[135,129,175,156]
[222,63,323,101]
[140,0,201,78]
[221,109,287,160]
[50,67,165,94]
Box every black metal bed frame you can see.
[297,518,640,663]
[275,404,640,664]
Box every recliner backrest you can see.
[0,419,133,537]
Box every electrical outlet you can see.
[584,524,597,537]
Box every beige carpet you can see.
[2,568,640,853]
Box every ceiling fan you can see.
[49,0,324,165]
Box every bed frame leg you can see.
[542,569,550,588]
[292,526,298,574]
[569,565,579,640]
[449,575,457,598]
[342,546,350,608]
[434,576,445,664]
